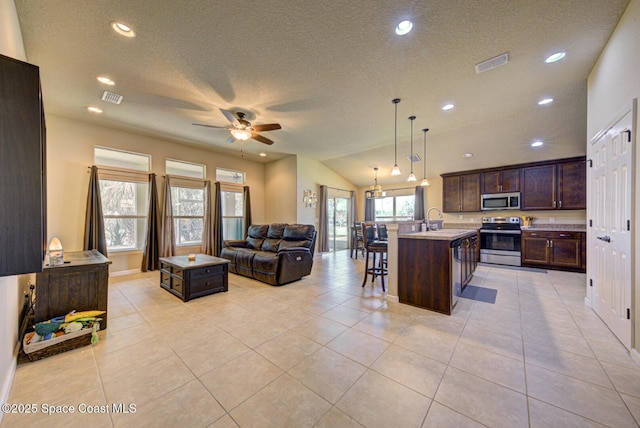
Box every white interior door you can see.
[588,107,634,350]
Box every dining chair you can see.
[361,223,387,291]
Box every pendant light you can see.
[390,98,401,176]
[421,128,430,186]
[407,115,417,182]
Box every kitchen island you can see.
[397,229,478,315]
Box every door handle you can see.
[596,235,611,242]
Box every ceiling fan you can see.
[193,108,281,145]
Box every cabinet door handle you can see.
[559,233,569,237]
[559,200,562,208]
[553,200,556,208]
[596,235,611,243]
[549,240,553,248]
[531,233,538,236]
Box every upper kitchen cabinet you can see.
[481,168,519,194]
[520,157,586,210]
[0,54,47,276]
[442,173,480,212]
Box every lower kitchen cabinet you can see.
[521,231,585,272]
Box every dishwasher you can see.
[450,239,462,308]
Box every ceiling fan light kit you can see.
[193,108,281,146]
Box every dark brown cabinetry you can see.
[35,251,111,329]
[481,168,519,193]
[0,54,46,276]
[160,255,229,302]
[521,231,585,272]
[442,173,480,212]
[520,158,586,210]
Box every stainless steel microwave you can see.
[481,192,520,211]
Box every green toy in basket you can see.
[31,310,105,343]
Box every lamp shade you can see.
[231,129,251,141]
[48,237,64,266]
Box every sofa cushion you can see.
[261,238,281,252]
[248,224,269,239]
[278,239,310,252]
[283,224,315,242]
[267,223,287,239]
[246,236,264,250]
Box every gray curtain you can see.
[318,185,329,252]
[243,185,252,239]
[364,196,375,222]
[200,180,213,255]
[350,191,357,250]
[141,173,160,271]
[83,165,107,257]
[213,181,223,256]
[414,186,425,221]
[160,176,175,257]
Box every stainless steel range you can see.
[480,217,522,266]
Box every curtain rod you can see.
[325,186,353,193]
[162,174,209,184]
[88,165,150,175]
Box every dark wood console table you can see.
[160,254,229,302]
[35,250,111,329]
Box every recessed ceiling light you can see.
[259,152,267,157]
[395,20,413,35]
[87,106,103,114]
[442,104,455,111]
[97,76,115,85]
[111,21,136,38]
[531,141,544,147]
[538,98,553,105]
[545,52,565,63]
[463,153,473,158]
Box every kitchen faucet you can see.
[426,207,443,230]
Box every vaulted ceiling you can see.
[15,0,630,186]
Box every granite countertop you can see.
[522,223,587,232]
[399,229,477,241]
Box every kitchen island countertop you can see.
[398,229,477,241]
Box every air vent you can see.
[101,90,123,104]
[475,52,509,74]
[407,154,421,163]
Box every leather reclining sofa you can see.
[220,223,317,285]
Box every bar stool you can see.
[351,223,365,259]
[361,223,387,291]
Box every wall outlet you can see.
[459,215,463,220]
[549,217,555,223]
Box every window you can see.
[216,168,245,184]
[94,147,151,252]
[218,190,242,240]
[374,194,414,222]
[166,159,206,246]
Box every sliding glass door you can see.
[327,197,349,252]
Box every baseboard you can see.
[109,268,141,277]
[386,294,399,303]
[0,345,19,425]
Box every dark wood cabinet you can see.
[481,168,519,193]
[520,159,586,210]
[0,54,46,277]
[461,233,478,287]
[442,173,480,212]
[35,251,111,329]
[521,231,585,272]
[160,255,229,302]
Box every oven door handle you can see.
[479,230,522,234]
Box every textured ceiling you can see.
[15,0,630,187]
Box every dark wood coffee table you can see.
[159,254,229,302]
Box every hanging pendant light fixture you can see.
[421,128,430,186]
[390,98,401,176]
[407,115,417,182]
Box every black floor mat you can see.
[460,285,498,304]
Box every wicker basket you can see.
[23,325,96,362]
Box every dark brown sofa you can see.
[220,223,316,285]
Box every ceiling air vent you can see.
[102,90,123,104]
[475,52,509,74]
[407,154,421,163]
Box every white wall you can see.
[0,0,27,417]
[264,156,298,224]
[46,115,267,273]
[587,0,640,351]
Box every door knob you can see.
[596,235,611,242]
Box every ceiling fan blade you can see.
[225,135,236,144]
[251,133,274,145]
[192,122,227,129]
[220,108,240,126]
[251,123,281,132]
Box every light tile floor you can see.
[3,252,640,427]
